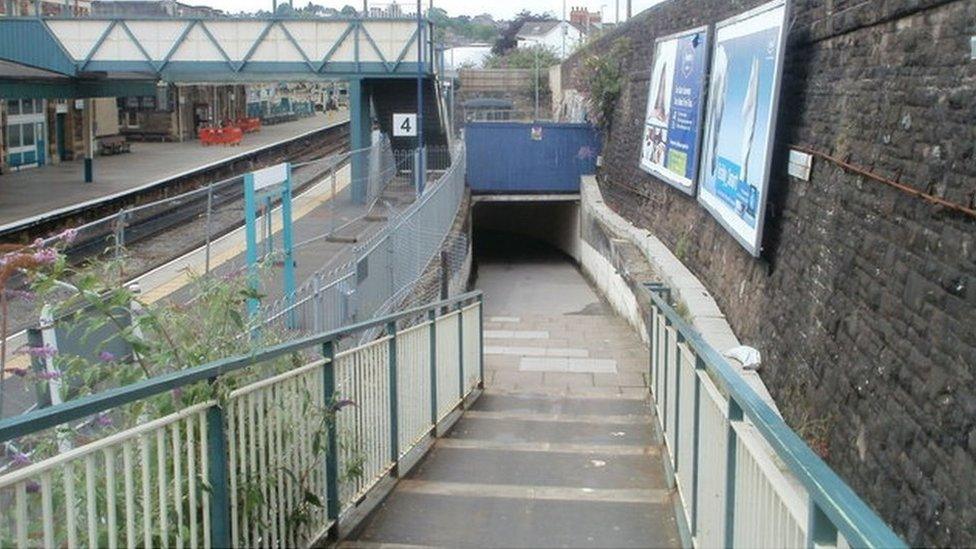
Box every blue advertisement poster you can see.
[698,0,788,257]
[639,27,708,194]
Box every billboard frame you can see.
[638,24,711,196]
[696,0,790,257]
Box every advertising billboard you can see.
[638,27,709,195]
[698,0,789,256]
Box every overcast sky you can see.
[206,0,668,21]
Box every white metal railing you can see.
[645,285,904,548]
[0,292,484,548]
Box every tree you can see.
[339,4,357,16]
[492,10,552,55]
[484,44,559,70]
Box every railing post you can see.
[428,309,438,429]
[321,340,340,536]
[477,295,484,389]
[724,398,743,547]
[387,321,399,470]
[206,400,231,549]
[690,355,704,537]
[457,302,464,403]
[673,331,683,474]
[806,497,838,548]
[662,318,670,430]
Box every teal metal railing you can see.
[644,284,904,548]
[0,291,484,548]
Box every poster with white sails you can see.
[698,0,788,257]
[638,27,708,194]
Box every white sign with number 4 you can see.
[393,113,417,137]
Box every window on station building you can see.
[6,125,20,148]
[22,123,34,145]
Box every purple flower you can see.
[20,344,57,359]
[4,289,35,302]
[25,481,40,494]
[96,413,113,427]
[171,387,183,401]
[31,248,58,265]
[32,238,45,249]
[36,370,62,381]
[98,351,116,362]
[11,452,31,466]
[58,228,78,245]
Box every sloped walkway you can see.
[345,236,679,548]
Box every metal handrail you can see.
[0,290,483,444]
[645,284,904,548]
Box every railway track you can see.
[0,121,349,248]
[0,121,351,339]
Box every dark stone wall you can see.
[563,0,976,545]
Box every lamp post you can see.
[521,37,541,120]
[416,0,425,192]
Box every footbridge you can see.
[0,15,447,192]
[0,16,432,82]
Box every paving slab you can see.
[351,492,679,548]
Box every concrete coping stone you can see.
[580,175,779,413]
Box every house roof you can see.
[516,20,587,39]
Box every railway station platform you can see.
[0,110,348,233]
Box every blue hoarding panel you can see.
[465,122,601,194]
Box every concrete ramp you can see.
[344,236,679,548]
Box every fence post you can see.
[312,275,322,333]
[321,340,340,536]
[387,321,399,471]
[673,331,683,475]
[690,355,704,537]
[477,295,484,389]
[723,399,743,547]
[428,309,438,430]
[457,302,464,403]
[114,208,126,261]
[205,183,214,274]
[206,401,231,549]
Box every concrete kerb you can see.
[578,175,779,413]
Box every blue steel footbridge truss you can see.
[0,15,433,95]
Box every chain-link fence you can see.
[262,143,469,343]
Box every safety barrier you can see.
[645,284,904,548]
[262,143,466,339]
[0,291,484,548]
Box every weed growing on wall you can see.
[578,37,632,129]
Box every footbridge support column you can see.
[349,78,372,205]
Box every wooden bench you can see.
[98,135,131,156]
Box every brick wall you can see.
[563,0,975,545]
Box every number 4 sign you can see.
[393,113,417,137]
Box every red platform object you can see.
[198,125,244,146]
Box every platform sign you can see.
[243,162,296,324]
[698,0,789,257]
[638,26,709,195]
[393,113,417,137]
